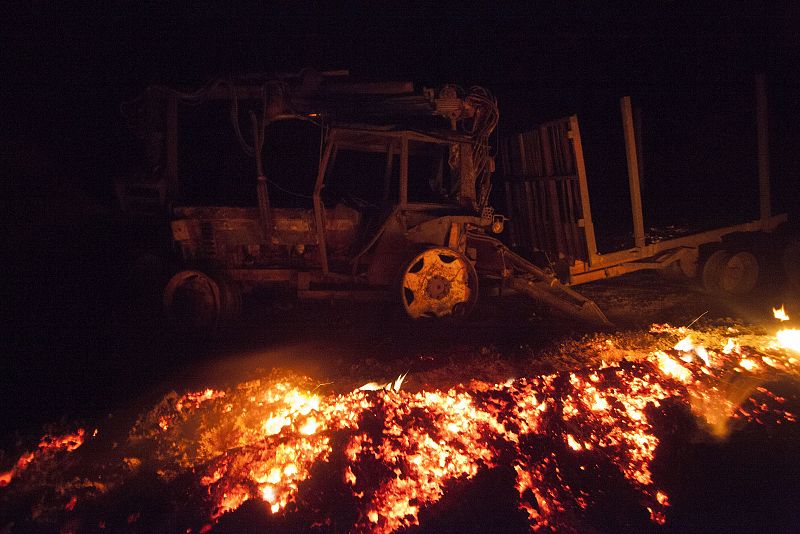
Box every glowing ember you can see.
[359,373,408,392]
[739,357,760,371]
[674,335,694,352]
[674,334,711,366]
[119,363,694,532]
[0,429,85,488]
[655,351,692,383]
[722,338,738,354]
[566,434,583,451]
[175,388,225,412]
[4,309,799,533]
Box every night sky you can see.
[5,4,799,215]
[3,3,800,432]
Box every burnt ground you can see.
[4,263,800,532]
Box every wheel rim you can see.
[163,270,221,332]
[400,247,478,319]
[719,251,759,295]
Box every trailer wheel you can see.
[702,250,759,296]
[399,247,478,319]
[163,270,241,335]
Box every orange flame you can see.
[773,305,790,321]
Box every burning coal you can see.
[0,429,85,488]
[1,309,799,532]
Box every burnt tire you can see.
[163,270,241,336]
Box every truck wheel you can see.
[163,270,241,335]
[399,247,478,319]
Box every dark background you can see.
[3,3,800,435]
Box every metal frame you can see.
[501,117,591,263]
[309,127,484,276]
[569,115,598,261]
[621,96,646,249]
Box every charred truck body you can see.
[118,71,609,332]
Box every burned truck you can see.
[117,71,609,333]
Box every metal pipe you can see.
[250,112,272,243]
